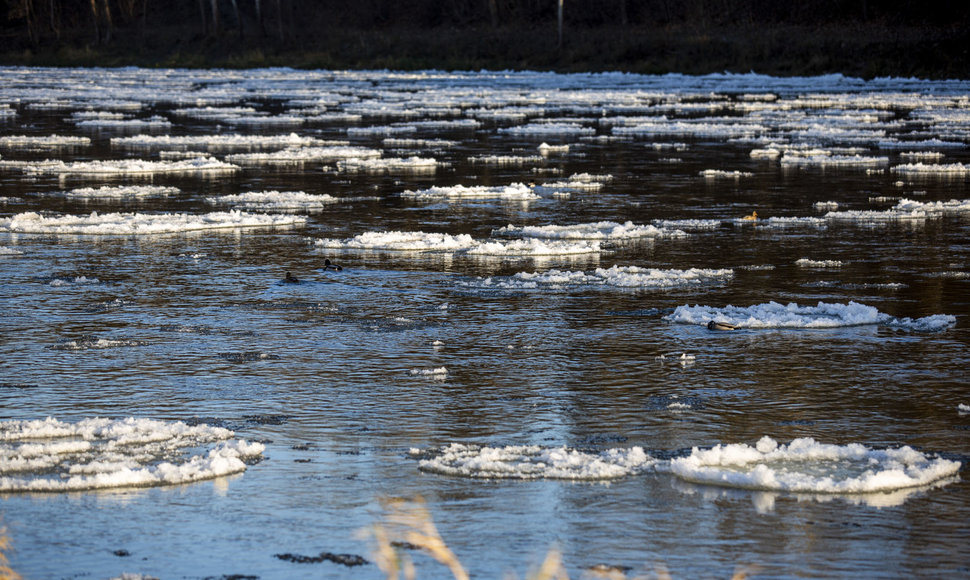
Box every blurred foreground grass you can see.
[362,497,757,580]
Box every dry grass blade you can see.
[372,497,469,580]
[0,524,22,580]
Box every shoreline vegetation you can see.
[0,1,967,78]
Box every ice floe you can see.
[476,266,733,290]
[399,183,539,202]
[0,417,264,492]
[669,436,960,494]
[891,162,970,175]
[795,258,844,268]
[0,210,305,235]
[225,146,382,165]
[0,135,91,150]
[667,300,956,332]
[0,157,239,177]
[494,221,686,240]
[111,133,336,152]
[65,185,180,198]
[336,156,439,173]
[414,444,657,480]
[315,230,602,256]
[204,190,356,210]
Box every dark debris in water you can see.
[586,563,633,575]
[218,352,281,363]
[112,549,130,557]
[244,414,291,426]
[0,382,36,389]
[274,552,369,567]
[390,541,420,551]
[645,394,705,411]
[203,575,259,580]
[577,433,629,446]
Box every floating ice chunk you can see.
[316,230,478,253]
[225,146,381,165]
[700,169,754,178]
[74,116,171,130]
[400,183,538,201]
[416,444,657,480]
[205,190,354,210]
[0,246,23,255]
[795,258,843,268]
[878,139,965,150]
[891,162,970,175]
[315,230,601,256]
[409,367,448,380]
[478,266,732,290]
[959,404,970,414]
[781,154,889,169]
[494,221,685,240]
[0,210,305,235]
[3,157,239,177]
[0,135,91,150]
[538,142,570,155]
[66,185,180,198]
[337,156,439,173]
[499,122,595,137]
[465,238,601,256]
[111,133,336,152]
[467,154,545,166]
[670,436,960,494]
[813,201,839,211]
[667,300,955,331]
[0,416,264,492]
[653,219,724,231]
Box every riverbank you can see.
[2,21,967,79]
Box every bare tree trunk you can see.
[89,0,101,43]
[275,0,283,41]
[209,0,219,35]
[198,0,208,34]
[487,0,498,27]
[228,0,241,36]
[254,0,264,35]
[557,0,564,51]
[100,0,113,42]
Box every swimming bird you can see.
[707,320,737,331]
[284,272,300,283]
[324,259,342,271]
[741,210,758,221]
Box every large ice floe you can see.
[667,300,956,332]
[0,210,305,235]
[494,221,687,240]
[314,230,601,256]
[110,133,337,152]
[399,183,539,202]
[413,444,657,480]
[204,190,359,210]
[475,265,733,290]
[669,436,960,494]
[0,157,239,177]
[0,417,264,492]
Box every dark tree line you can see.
[2,0,963,47]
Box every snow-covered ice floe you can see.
[399,183,539,202]
[336,156,439,174]
[0,210,305,235]
[0,157,239,177]
[475,266,733,290]
[0,134,91,150]
[667,300,956,332]
[669,436,960,494]
[111,133,337,152]
[494,220,687,240]
[413,444,657,480]
[65,185,180,198]
[314,230,602,256]
[205,190,358,210]
[0,417,264,492]
[824,198,970,222]
[224,146,382,165]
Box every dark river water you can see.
[0,67,968,579]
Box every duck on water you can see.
[707,320,737,331]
